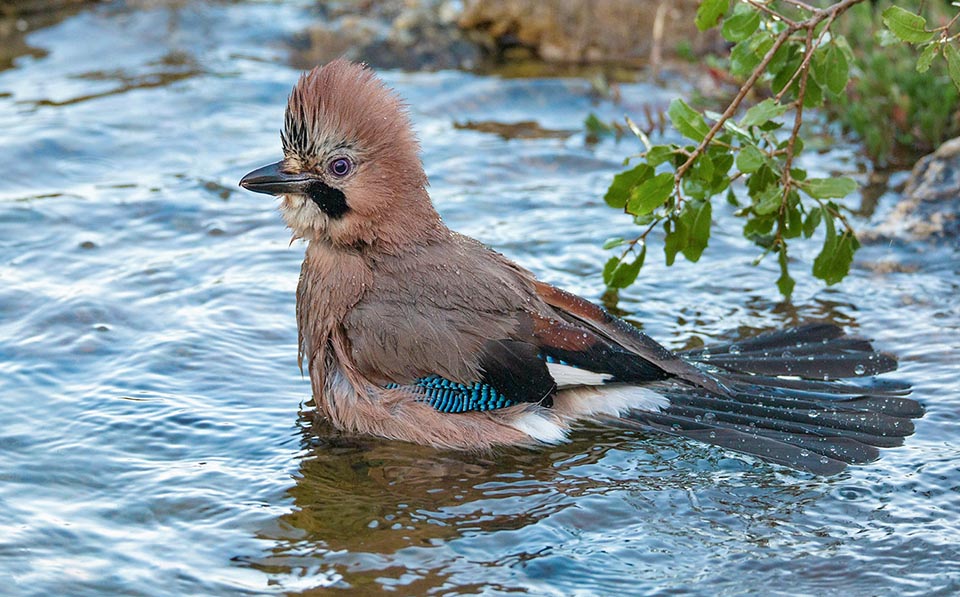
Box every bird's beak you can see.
[239,161,312,196]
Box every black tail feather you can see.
[617,324,922,475]
[612,412,849,475]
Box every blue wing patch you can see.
[386,375,519,413]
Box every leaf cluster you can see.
[599,0,959,298]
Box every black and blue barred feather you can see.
[387,375,519,413]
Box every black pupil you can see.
[332,159,349,175]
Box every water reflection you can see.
[239,413,845,592]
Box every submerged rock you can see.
[872,138,960,243]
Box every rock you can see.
[290,0,720,71]
[458,0,716,65]
[872,138,960,243]
[290,0,483,71]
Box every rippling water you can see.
[1,2,958,595]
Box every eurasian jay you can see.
[240,59,922,475]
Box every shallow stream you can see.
[1,2,958,595]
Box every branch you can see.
[674,0,866,192]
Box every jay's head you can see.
[240,59,434,247]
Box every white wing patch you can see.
[546,362,612,388]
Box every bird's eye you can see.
[329,157,352,177]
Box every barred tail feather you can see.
[613,324,923,475]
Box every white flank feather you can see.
[553,385,670,418]
[546,362,612,388]
[510,412,568,444]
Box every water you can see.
[2,2,959,595]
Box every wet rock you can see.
[872,138,960,243]
[291,0,482,71]
[458,0,713,65]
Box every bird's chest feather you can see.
[296,244,371,368]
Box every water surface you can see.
[1,2,958,595]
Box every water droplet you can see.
[781,350,794,359]
[704,412,716,421]
[820,456,830,465]
[694,415,702,422]
[854,364,866,376]
[729,343,742,355]
[808,410,819,419]
[800,450,809,458]
[708,431,716,439]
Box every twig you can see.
[619,217,661,260]
[774,9,840,103]
[936,10,960,34]
[746,0,798,27]
[775,24,816,248]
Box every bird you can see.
[240,59,922,475]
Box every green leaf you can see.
[609,251,645,288]
[822,44,849,95]
[726,188,740,207]
[747,164,778,198]
[696,151,715,181]
[812,212,859,285]
[682,200,712,262]
[777,249,795,297]
[663,219,685,266]
[753,185,781,216]
[668,98,711,142]
[944,44,960,94]
[783,200,803,239]
[602,237,624,250]
[744,214,775,239]
[604,163,653,208]
[722,7,760,43]
[881,6,935,44]
[602,256,619,286]
[696,0,728,31]
[803,206,821,238]
[741,98,789,128]
[646,145,676,166]
[802,77,824,108]
[801,177,858,199]
[917,42,940,73]
[627,172,674,215]
[736,144,765,173]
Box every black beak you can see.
[239,161,313,196]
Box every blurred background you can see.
[0,1,958,595]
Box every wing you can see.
[532,281,728,395]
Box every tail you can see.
[610,324,923,475]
